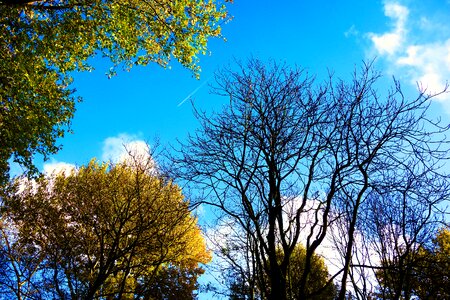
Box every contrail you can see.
[177,76,212,107]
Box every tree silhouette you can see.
[173,58,450,299]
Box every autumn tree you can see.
[375,227,450,299]
[0,155,211,299]
[280,244,336,300]
[0,0,229,184]
[347,178,450,299]
[226,243,336,300]
[172,59,450,299]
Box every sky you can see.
[24,0,448,174]
[31,0,450,175]
[14,0,450,297]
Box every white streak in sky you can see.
[177,76,212,107]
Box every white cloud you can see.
[101,133,156,171]
[102,133,134,162]
[40,134,153,179]
[384,2,408,22]
[43,160,75,176]
[366,1,450,109]
[101,133,150,163]
[368,2,409,55]
[370,32,402,55]
[396,40,450,98]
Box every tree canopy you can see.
[0,157,211,299]
[376,227,450,299]
[0,0,228,184]
[226,244,336,300]
[173,58,450,300]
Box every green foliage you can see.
[376,227,450,299]
[0,0,228,184]
[227,244,336,300]
[0,158,211,298]
[278,245,336,300]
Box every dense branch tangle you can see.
[174,59,450,300]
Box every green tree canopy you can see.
[227,244,336,300]
[279,244,336,300]
[0,0,228,184]
[0,157,211,299]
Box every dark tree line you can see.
[172,59,450,300]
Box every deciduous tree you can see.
[279,244,336,300]
[0,156,211,299]
[375,227,450,299]
[172,58,450,299]
[0,0,229,184]
[224,243,336,300]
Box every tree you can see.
[280,244,336,300]
[226,244,336,300]
[0,156,211,299]
[375,227,450,299]
[208,218,262,299]
[349,182,449,299]
[0,212,44,299]
[0,0,229,184]
[172,58,450,299]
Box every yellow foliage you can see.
[2,158,211,298]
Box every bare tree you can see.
[350,175,450,299]
[172,58,450,300]
[0,217,44,300]
[206,217,261,299]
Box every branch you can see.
[0,0,92,11]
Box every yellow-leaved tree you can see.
[0,156,211,299]
[226,243,336,299]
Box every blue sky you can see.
[26,0,450,174]
[16,0,450,298]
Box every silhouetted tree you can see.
[173,58,450,300]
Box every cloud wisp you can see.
[366,1,450,108]
[369,2,409,56]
